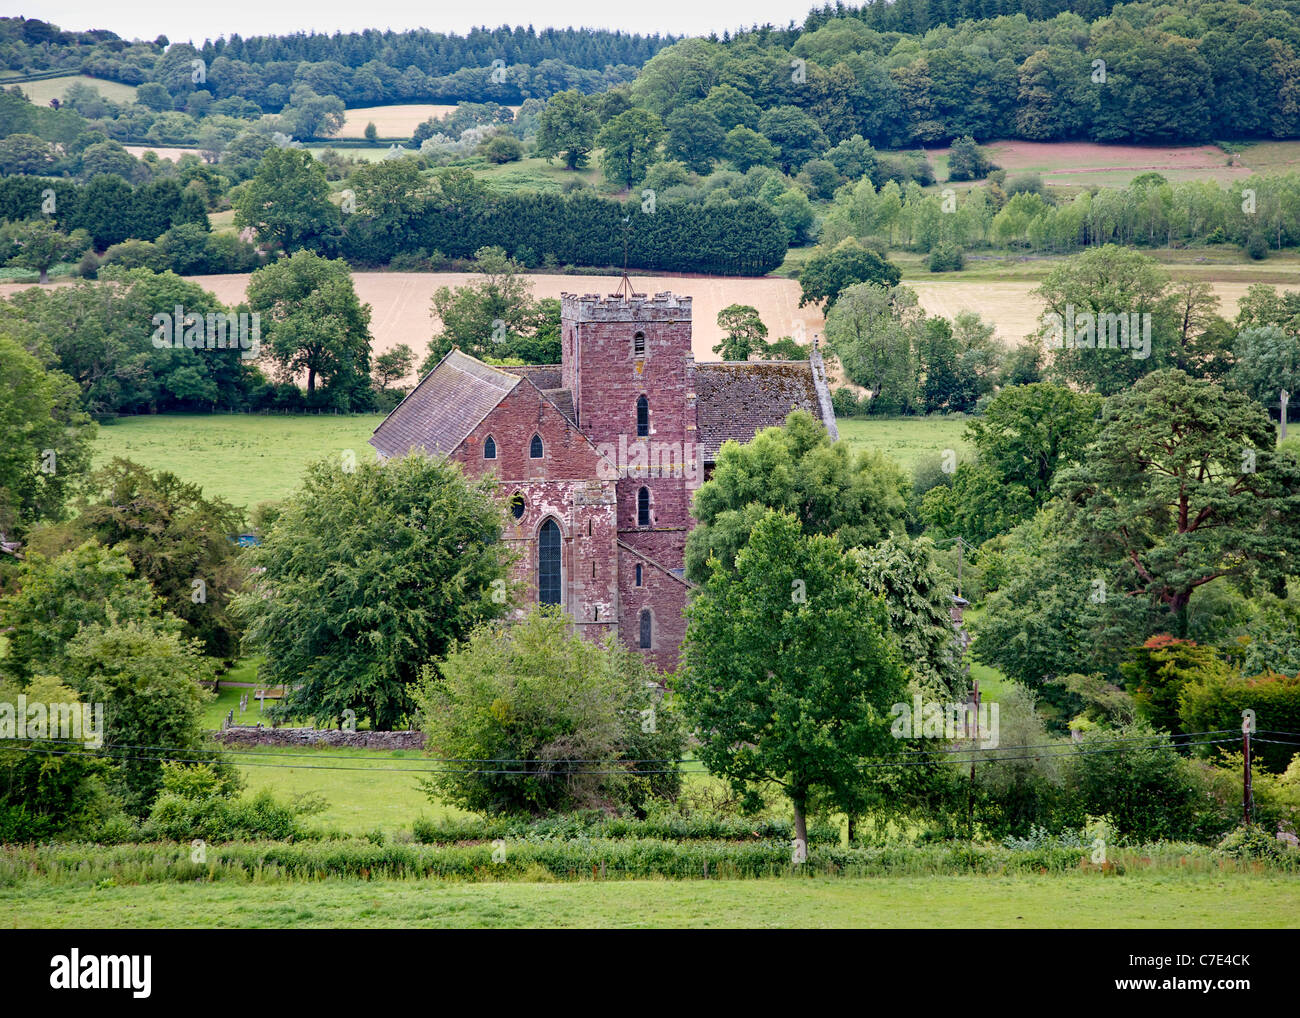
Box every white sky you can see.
[17,2,815,44]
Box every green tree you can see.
[1227,326,1300,410]
[855,534,965,697]
[798,238,901,311]
[415,609,684,816]
[0,133,55,175]
[1035,245,1175,395]
[824,281,924,414]
[233,146,337,253]
[0,541,175,685]
[65,459,246,658]
[247,250,372,404]
[1054,370,1300,632]
[373,343,415,392]
[681,510,908,846]
[234,454,513,729]
[425,246,553,367]
[965,382,1103,506]
[713,303,768,360]
[0,335,95,541]
[63,617,224,816]
[721,126,778,172]
[0,675,115,840]
[685,409,907,583]
[597,108,664,189]
[946,135,995,181]
[664,106,723,174]
[535,90,597,170]
[1,219,90,285]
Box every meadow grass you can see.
[836,416,972,475]
[92,414,968,507]
[92,412,386,509]
[1,872,1292,928]
[7,73,138,105]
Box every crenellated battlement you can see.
[561,291,692,323]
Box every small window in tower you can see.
[639,609,652,649]
[636,395,649,437]
[483,435,496,459]
[633,331,646,358]
[529,433,544,458]
[509,492,525,520]
[635,563,643,587]
[637,486,650,527]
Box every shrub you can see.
[1179,670,1300,772]
[928,243,964,273]
[1215,823,1293,861]
[479,135,523,164]
[415,609,685,816]
[1245,231,1268,260]
[831,386,860,417]
[1066,725,1201,841]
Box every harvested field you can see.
[338,103,521,139]
[0,272,1271,386]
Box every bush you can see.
[415,609,686,816]
[479,135,523,164]
[831,386,861,417]
[1245,231,1269,260]
[143,763,321,842]
[928,243,964,273]
[1215,823,1293,861]
[1067,725,1201,841]
[1179,670,1300,772]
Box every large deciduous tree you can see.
[824,280,924,414]
[685,409,907,583]
[681,510,908,847]
[234,454,513,729]
[247,250,372,405]
[233,146,337,253]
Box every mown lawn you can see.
[1,873,1292,928]
[93,412,386,509]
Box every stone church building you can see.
[370,289,838,671]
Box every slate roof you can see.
[503,364,563,390]
[370,350,521,458]
[694,359,837,462]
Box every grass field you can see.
[836,417,971,474]
[91,412,967,512]
[1,872,1292,928]
[9,73,138,106]
[92,413,385,508]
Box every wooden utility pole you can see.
[967,678,980,839]
[1243,710,1254,825]
[1281,389,1290,442]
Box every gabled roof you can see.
[694,355,838,462]
[370,349,521,458]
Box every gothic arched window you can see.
[636,395,649,437]
[538,518,562,606]
[637,486,650,526]
[639,609,652,649]
[483,435,496,459]
[529,433,544,458]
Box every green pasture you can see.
[92,412,386,509]
[2,872,1292,928]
